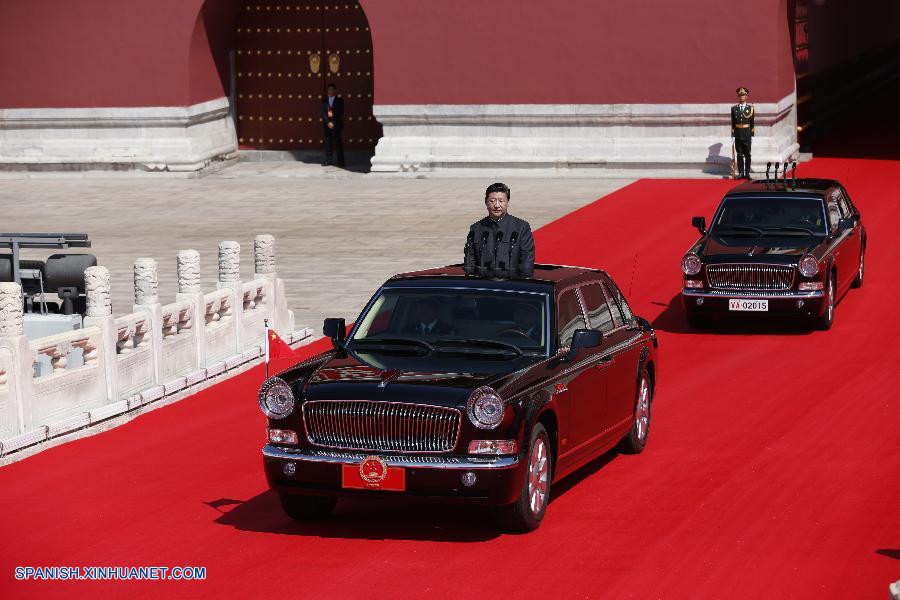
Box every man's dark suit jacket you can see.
[464,214,535,278]
[322,96,344,130]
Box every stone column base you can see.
[371,91,798,176]
[0,97,237,173]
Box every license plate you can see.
[729,299,768,311]
[341,458,406,492]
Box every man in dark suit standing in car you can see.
[464,182,535,278]
[322,83,344,167]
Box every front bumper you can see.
[263,444,524,505]
[682,289,826,317]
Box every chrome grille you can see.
[302,400,461,453]
[706,264,794,291]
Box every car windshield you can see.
[711,196,827,237]
[349,288,549,356]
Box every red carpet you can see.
[2,158,900,599]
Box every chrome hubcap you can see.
[635,377,650,442]
[527,438,549,515]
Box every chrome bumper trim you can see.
[682,289,825,299]
[262,444,519,470]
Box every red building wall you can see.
[360,0,797,105]
[0,0,239,109]
[1,0,896,111]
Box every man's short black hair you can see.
[327,83,337,89]
[485,182,510,200]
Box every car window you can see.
[827,197,841,232]
[580,283,614,333]
[601,282,624,328]
[833,189,851,219]
[612,285,634,323]
[839,186,858,216]
[557,288,586,348]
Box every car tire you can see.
[500,423,551,533]
[278,494,336,520]
[621,368,653,454]
[814,275,835,331]
[851,245,865,288]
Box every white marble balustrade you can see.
[0,235,312,459]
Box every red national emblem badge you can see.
[359,456,387,483]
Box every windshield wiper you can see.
[433,338,523,357]
[711,225,764,236]
[761,226,822,236]
[350,338,434,352]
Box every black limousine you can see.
[682,170,866,329]
[260,264,659,531]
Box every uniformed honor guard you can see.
[731,87,755,179]
[464,182,535,278]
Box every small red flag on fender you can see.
[265,319,300,377]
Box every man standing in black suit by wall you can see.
[731,86,755,179]
[464,182,535,278]
[322,83,344,167]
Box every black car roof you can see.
[387,263,607,290]
[725,178,838,198]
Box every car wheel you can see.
[814,276,835,331]
[278,494,336,520]
[621,368,653,454]
[851,245,865,288]
[501,423,551,533]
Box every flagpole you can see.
[264,318,270,379]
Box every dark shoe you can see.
[322,160,331,166]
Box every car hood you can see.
[300,350,538,406]
[700,235,821,264]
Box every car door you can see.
[554,286,609,464]
[825,189,855,294]
[577,282,620,437]
[600,279,645,435]
[835,186,862,288]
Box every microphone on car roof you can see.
[480,231,490,267]
[766,162,772,184]
[508,231,518,273]
[791,161,797,189]
[494,231,504,270]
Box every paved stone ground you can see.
[1,162,632,331]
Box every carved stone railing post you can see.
[133,258,163,385]
[176,249,206,369]
[82,266,117,404]
[0,282,31,438]
[254,234,295,336]
[216,241,243,350]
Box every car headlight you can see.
[259,377,295,419]
[798,254,819,278]
[681,253,702,276]
[467,386,505,430]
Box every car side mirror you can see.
[564,329,602,362]
[838,217,854,232]
[323,318,346,347]
[692,216,707,235]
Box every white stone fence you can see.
[0,234,312,457]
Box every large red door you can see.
[235,1,381,152]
